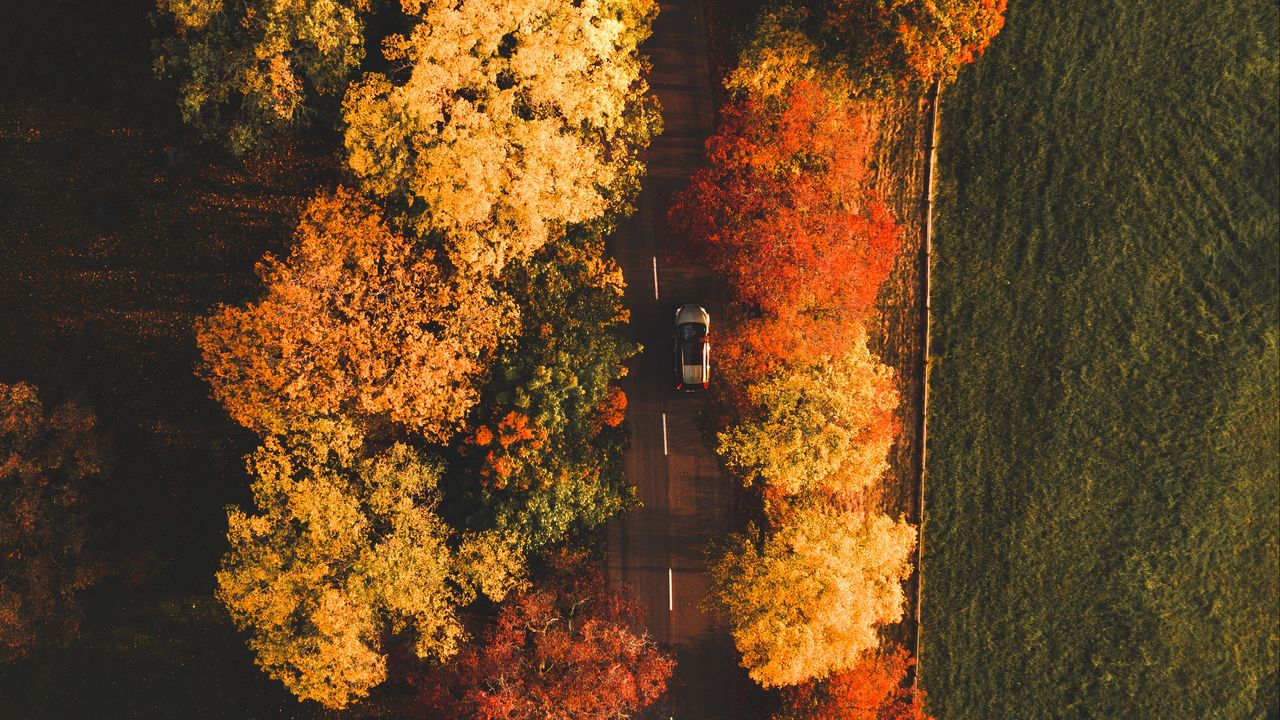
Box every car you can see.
[674,304,711,391]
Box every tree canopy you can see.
[730,0,1007,96]
[824,0,1008,85]
[414,550,673,719]
[727,5,859,102]
[684,17,921,693]
[776,643,931,720]
[0,382,106,660]
[718,334,899,506]
[707,509,916,688]
[670,79,899,379]
[217,417,523,709]
[159,0,670,708]
[343,0,660,273]
[457,227,638,550]
[196,188,508,440]
[154,0,371,153]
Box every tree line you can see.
[163,0,668,714]
[671,0,1004,717]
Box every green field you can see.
[924,0,1279,717]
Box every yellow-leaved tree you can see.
[717,331,899,505]
[726,5,859,103]
[342,0,660,273]
[196,188,509,440]
[707,508,916,688]
[217,416,523,709]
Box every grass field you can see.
[924,0,1279,717]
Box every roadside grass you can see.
[925,0,1279,717]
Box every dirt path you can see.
[868,86,933,664]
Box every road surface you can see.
[605,1,738,717]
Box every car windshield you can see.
[678,322,705,341]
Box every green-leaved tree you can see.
[154,0,372,153]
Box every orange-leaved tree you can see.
[821,0,1007,87]
[734,0,1008,94]
[669,79,899,380]
[776,643,932,720]
[196,188,508,440]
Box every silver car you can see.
[674,304,710,392]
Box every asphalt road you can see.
[604,2,739,717]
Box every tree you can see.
[217,416,523,709]
[154,0,371,154]
[727,5,861,102]
[456,227,638,550]
[822,0,1008,86]
[776,643,931,720]
[343,0,660,273]
[707,508,916,687]
[196,188,509,440]
[669,79,900,378]
[739,0,1007,94]
[413,550,674,719]
[0,382,106,660]
[718,332,899,506]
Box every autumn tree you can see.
[413,550,674,719]
[343,0,661,273]
[776,643,931,720]
[456,226,638,550]
[734,0,1006,94]
[718,332,899,506]
[196,188,509,440]
[727,5,860,102]
[707,508,916,687]
[217,416,523,709]
[154,0,372,153]
[0,382,106,660]
[823,0,1007,85]
[669,79,899,379]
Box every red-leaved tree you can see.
[0,382,106,660]
[776,643,932,720]
[669,79,900,383]
[413,550,674,719]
